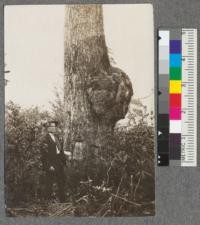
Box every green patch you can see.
[170,67,181,80]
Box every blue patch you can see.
[170,54,181,67]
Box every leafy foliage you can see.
[5,101,51,206]
[5,98,154,216]
[70,98,155,216]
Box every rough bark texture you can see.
[64,5,133,158]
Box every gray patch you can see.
[170,28,182,40]
[159,87,168,101]
[159,60,169,74]
[170,160,181,166]
[159,101,169,113]
[159,46,169,60]
[159,74,169,86]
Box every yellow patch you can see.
[169,80,181,93]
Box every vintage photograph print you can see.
[4,4,155,216]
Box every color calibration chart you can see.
[158,28,197,167]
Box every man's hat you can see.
[42,120,59,128]
[48,120,59,127]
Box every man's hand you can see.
[49,166,55,172]
[43,143,48,152]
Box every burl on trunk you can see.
[64,5,133,159]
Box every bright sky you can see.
[4,4,154,112]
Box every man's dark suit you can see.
[41,133,66,202]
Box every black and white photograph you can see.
[4,4,155,216]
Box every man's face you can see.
[47,123,57,134]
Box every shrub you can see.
[5,97,155,216]
[5,101,51,206]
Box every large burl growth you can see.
[64,5,133,157]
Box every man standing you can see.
[41,120,66,203]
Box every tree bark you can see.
[64,5,133,160]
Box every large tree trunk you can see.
[64,5,133,160]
